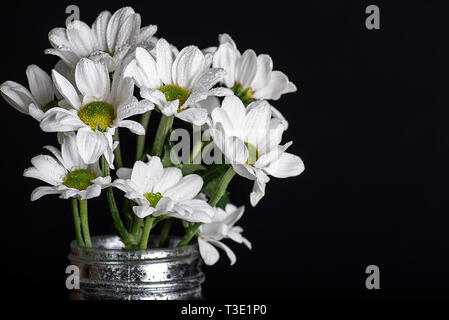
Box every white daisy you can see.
[197,203,251,266]
[209,95,305,206]
[113,156,213,223]
[39,58,154,168]
[124,38,233,126]
[0,65,61,121]
[211,33,297,129]
[46,7,157,72]
[23,133,111,201]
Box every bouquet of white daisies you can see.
[1,7,304,266]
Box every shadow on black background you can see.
[1,0,448,302]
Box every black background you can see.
[1,0,448,302]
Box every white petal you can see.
[30,186,61,201]
[191,68,226,92]
[253,70,290,100]
[177,199,214,223]
[264,152,305,178]
[220,95,246,131]
[28,103,45,121]
[255,141,292,169]
[222,205,245,226]
[26,65,54,106]
[232,164,257,181]
[116,99,154,120]
[75,58,110,101]
[140,88,167,106]
[116,120,145,135]
[250,54,273,91]
[24,155,67,186]
[66,20,96,57]
[114,13,140,51]
[212,42,239,88]
[236,49,257,89]
[198,238,220,266]
[116,167,132,179]
[133,205,156,219]
[156,38,173,85]
[52,70,81,109]
[164,174,203,201]
[172,46,206,90]
[135,47,162,88]
[153,167,183,194]
[131,159,162,194]
[209,240,237,265]
[92,11,111,51]
[81,184,101,200]
[43,145,65,167]
[0,81,36,114]
[218,33,237,49]
[45,49,79,68]
[76,127,109,164]
[61,132,85,170]
[176,107,208,126]
[137,25,158,44]
[106,7,135,52]
[250,180,266,207]
[243,100,271,146]
[40,108,85,132]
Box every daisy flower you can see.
[209,95,305,206]
[39,58,154,168]
[124,38,233,126]
[46,7,157,72]
[23,133,111,201]
[0,65,61,121]
[113,156,213,223]
[197,203,251,266]
[211,33,297,129]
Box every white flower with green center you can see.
[209,96,305,206]
[197,203,251,266]
[23,133,111,201]
[46,7,157,72]
[211,33,297,129]
[39,58,154,169]
[124,38,233,126]
[0,65,62,121]
[113,156,213,223]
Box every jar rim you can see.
[69,235,200,262]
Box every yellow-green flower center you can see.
[63,169,96,190]
[245,142,259,165]
[159,84,190,111]
[42,100,59,113]
[78,101,116,131]
[232,83,255,106]
[144,192,163,208]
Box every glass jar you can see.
[68,235,205,300]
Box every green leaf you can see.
[201,165,232,209]
[181,164,207,175]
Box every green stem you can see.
[177,223,202,247]
[190,140,203,164]
[102,156,133,246]
[78,199,92,248]
[136,111,152,161]
[131,217,143,237]
[178,166,236,247]
[151,115,174,157]
[140,217,155,250]
[159,219,173,248]
[113,130,123,169]
[209,166,236,207]
[71,198,84,247]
